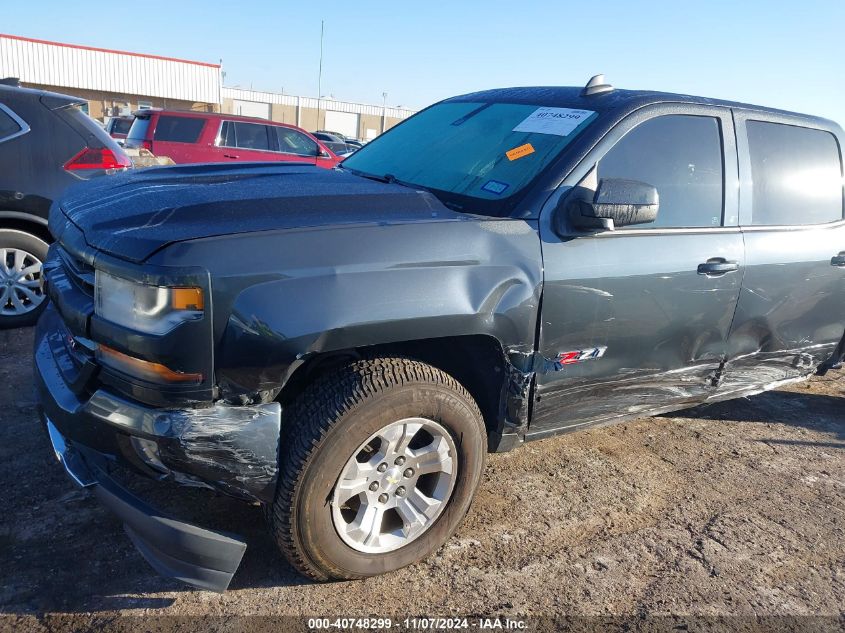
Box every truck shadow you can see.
[668,387,845,445]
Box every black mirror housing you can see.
[565,178,659,231]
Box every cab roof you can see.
[446,86,838,129]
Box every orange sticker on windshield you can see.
[506,143,535,161]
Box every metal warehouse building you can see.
[222,87,415,140]
[0,33,221,118]
[0,33,415,138]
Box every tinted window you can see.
[597,115,724,228]
[126,115,151,141]
[153,115,205,143]
[747,121,843,225]
[219,120,235,147]
[0,105,23,140]
[277,128,318,156]
[111,118,133,135]
[233,122,270,151]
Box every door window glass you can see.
[597,115,724,228]
[747,121,843,225]
[233,122,270,151]
[0,104,23,140]
[277,128,318,156]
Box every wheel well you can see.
[278,335,507,438]
[0,218,52,244]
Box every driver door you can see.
[531,105,744,437]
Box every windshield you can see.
[342,101,597,215]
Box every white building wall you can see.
[221,87,416,120]
[0,34,220,104]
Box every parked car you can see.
[312,131,356,156]
[36,76,845,591]
[124,109,341,167]
[316,130,364,150]
[104,115,134,141]
[0,80,131,328]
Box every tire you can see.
[0,229,49,329]
[270,356,486,581]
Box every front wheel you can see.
[0,229,49,329]
[270,357,486,580]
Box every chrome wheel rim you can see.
[0,247,45,316]
[331,417,458,554]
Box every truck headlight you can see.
[94,270,204,335]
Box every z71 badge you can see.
[554,346,607,369]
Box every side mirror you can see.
[567,178,659,231]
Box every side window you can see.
[219,120,236,147]
[0,104,24,142]
[597,115,724,228]
[153,116,205,143]
[233,122,270,151]
[277,128,319,156]
[746,121,843,225]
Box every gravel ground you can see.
[1,326,843,631]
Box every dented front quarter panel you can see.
[150,216,544,416]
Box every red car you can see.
[124,110,341,167]
[104,115,134,141]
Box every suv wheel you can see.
[270,357,486,580]
[0,229,48,328]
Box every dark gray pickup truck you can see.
[35,77,845,591]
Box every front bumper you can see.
[35,304,283,590]
[43,418,246,592]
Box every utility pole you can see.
[382,91,388,135]
[318,20,324,128]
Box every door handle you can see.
[831,252,845,267]
[223,153,240,159]
[697,258,739,276]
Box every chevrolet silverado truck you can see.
[35,76,845,591]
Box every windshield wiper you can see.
[344,166,462,209]
[382,173,433,194]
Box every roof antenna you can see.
[581,74,613,97]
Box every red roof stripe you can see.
[0,33,220,69]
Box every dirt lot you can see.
[1,326,843,630]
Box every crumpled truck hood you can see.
[51,163,460,263]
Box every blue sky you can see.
[4,1,845,123]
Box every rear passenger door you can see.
[533,105,744,436]
[718,113,845,395]
[211,120,278,162]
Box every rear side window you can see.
[0,104,24,142]
[277,128,318,156]
[153,115,205,143]
[597,115,724,228]
[747,121,843,225]
[127,116,151,141]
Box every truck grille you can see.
[57,246,95,297]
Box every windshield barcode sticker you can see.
[481,180,510,195]
[512,107,595,137]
